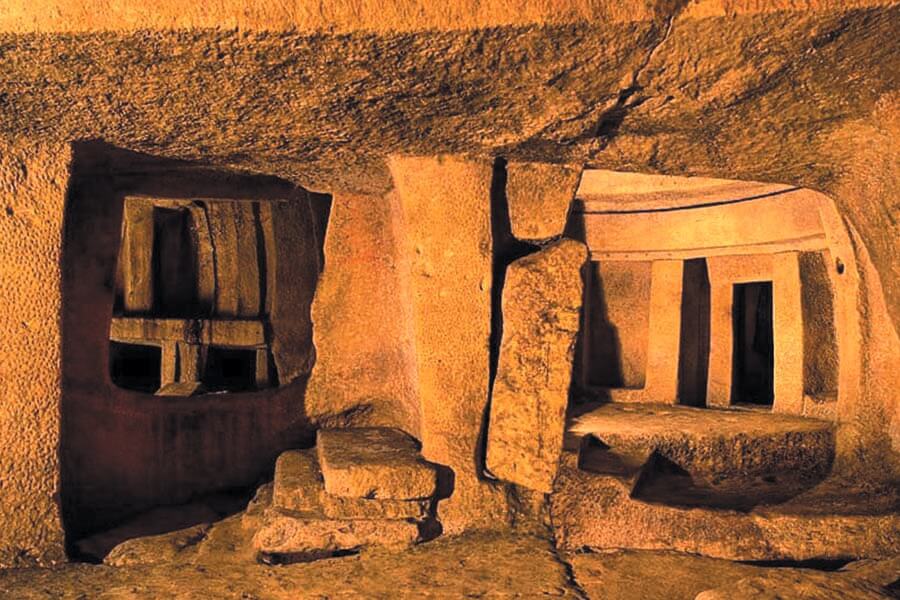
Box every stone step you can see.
[273,449,431,521]
[316,428,437,500]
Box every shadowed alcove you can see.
[60,141,331,560]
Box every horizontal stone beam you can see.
[109,317,265,348]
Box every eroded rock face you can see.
[551,453,900,561]
[0,143,70,568]
[695,556,900,600]
[104,524,212,567]
[486,239,587,492]
[304,191,421,435]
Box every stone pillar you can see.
[389,155,509,534]
[486,239,586,492]
[160,341,178,386]
[255,348,271,388]
[304,191,420,436]
[707,279,735,408]
[177,342,203,383]
[643,260,684,404]
[773,252,804,415]
[121,199,154,313]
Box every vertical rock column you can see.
[486,239,587,492]
[388,155,509,533]
[707,277,737,408]
[119,199,154,313]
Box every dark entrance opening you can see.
[732,281,774,406]
[109,342,161,393]
[677,259,710,407]
[203,347,259,392]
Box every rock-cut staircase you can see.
[245,427,439,561]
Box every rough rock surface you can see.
[273,449,430,520]
[0,532,583,599]
[505,162,582,241]
[1,0,899,570]
[103,524,212,567]
[567,403,836,481]
[76,502,222,563]
[272,450,323,513]
[304,191,421,435]
[567,550,768,600]
[0,143,70,567]
[3,516,899,600]
[486,239,587,492]
[317,428,437,500]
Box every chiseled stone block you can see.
[273,449,430,520]
[273,450,323,514]
[317,428,437,500]
[486,239,587,492]
[506,161,581,242]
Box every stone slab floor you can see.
[2,523,899,600]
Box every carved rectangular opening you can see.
[203,347,260,392]
[732,281,774,406]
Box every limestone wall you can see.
[0,0,897,563]
[0,143,68,566]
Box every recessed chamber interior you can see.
[59,143,331,559]
[570,171,848,417]
[110,196,280,396]
[562,169,858,521]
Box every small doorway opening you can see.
[732,281,774,406]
